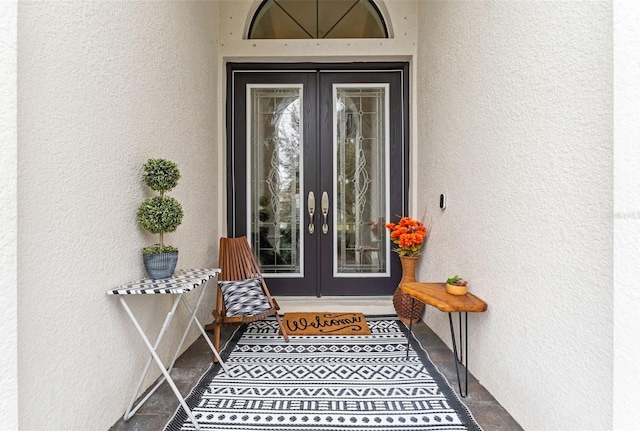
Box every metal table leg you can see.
[448,312,469,397]
[119,285,229,430]
[178,293,228,372]
[405,297,416,359]
[119,296,202,429]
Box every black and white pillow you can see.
[219,277,272,317]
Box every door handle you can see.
[321,191,329,235]
[307,191,315,234]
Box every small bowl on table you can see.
[446,283,468,296]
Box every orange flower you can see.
[386,216,431,257]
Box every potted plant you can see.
[446,275,468,296]
[386,216,431,324]
[137,158,184,279]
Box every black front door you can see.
[227,63,409,296]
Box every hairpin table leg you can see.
[405,297,416,359]
[448,312,469,398]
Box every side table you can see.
[400,282,488,397]
[107,268,228,430]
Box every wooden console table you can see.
[400,282,488,397]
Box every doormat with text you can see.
[282,312,371,336]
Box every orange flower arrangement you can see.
[386,216,430,257]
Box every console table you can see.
[107,268,227,430]
[400,282,488,397]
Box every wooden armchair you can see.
[206,236,289,356]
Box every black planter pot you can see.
[143,251,178,279]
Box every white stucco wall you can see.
[613,1,640,429]
[416,2,613,430]
[17,1,220,429]
[0,1,19,429]
[10,0,624,429]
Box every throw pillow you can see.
[219,277,272,317]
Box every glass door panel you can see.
[318,70,406,296]
[247,86,303,276]
[334,85,389,276]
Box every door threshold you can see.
[276,296,394,315]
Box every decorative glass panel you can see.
[249,0,388,39]
[248,86,303,276]
[334,85,388,276]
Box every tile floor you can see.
[109,313,523,431]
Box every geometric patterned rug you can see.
[164,316,483,430]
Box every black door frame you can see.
[226,62,410,296]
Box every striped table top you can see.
[107,268,222,295]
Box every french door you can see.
[227,63,408,296]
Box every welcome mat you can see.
[282,312,371,336]
[165,316,482,431]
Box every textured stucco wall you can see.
[17,1,220,429]
[416,2,613,430]
[613,1,640,429]
[10,0,623,428]
[0,1,19,429]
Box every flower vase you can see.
[392,255,425,324]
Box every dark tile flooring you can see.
[109,321,523,431]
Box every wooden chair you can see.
[206,236,289,356]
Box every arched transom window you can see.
[249,0,388,39]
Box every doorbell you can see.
[439,193,446,210]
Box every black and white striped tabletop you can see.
[106,268,222,295]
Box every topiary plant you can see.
[137,158,184,255]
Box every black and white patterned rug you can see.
[165,316,482,431]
